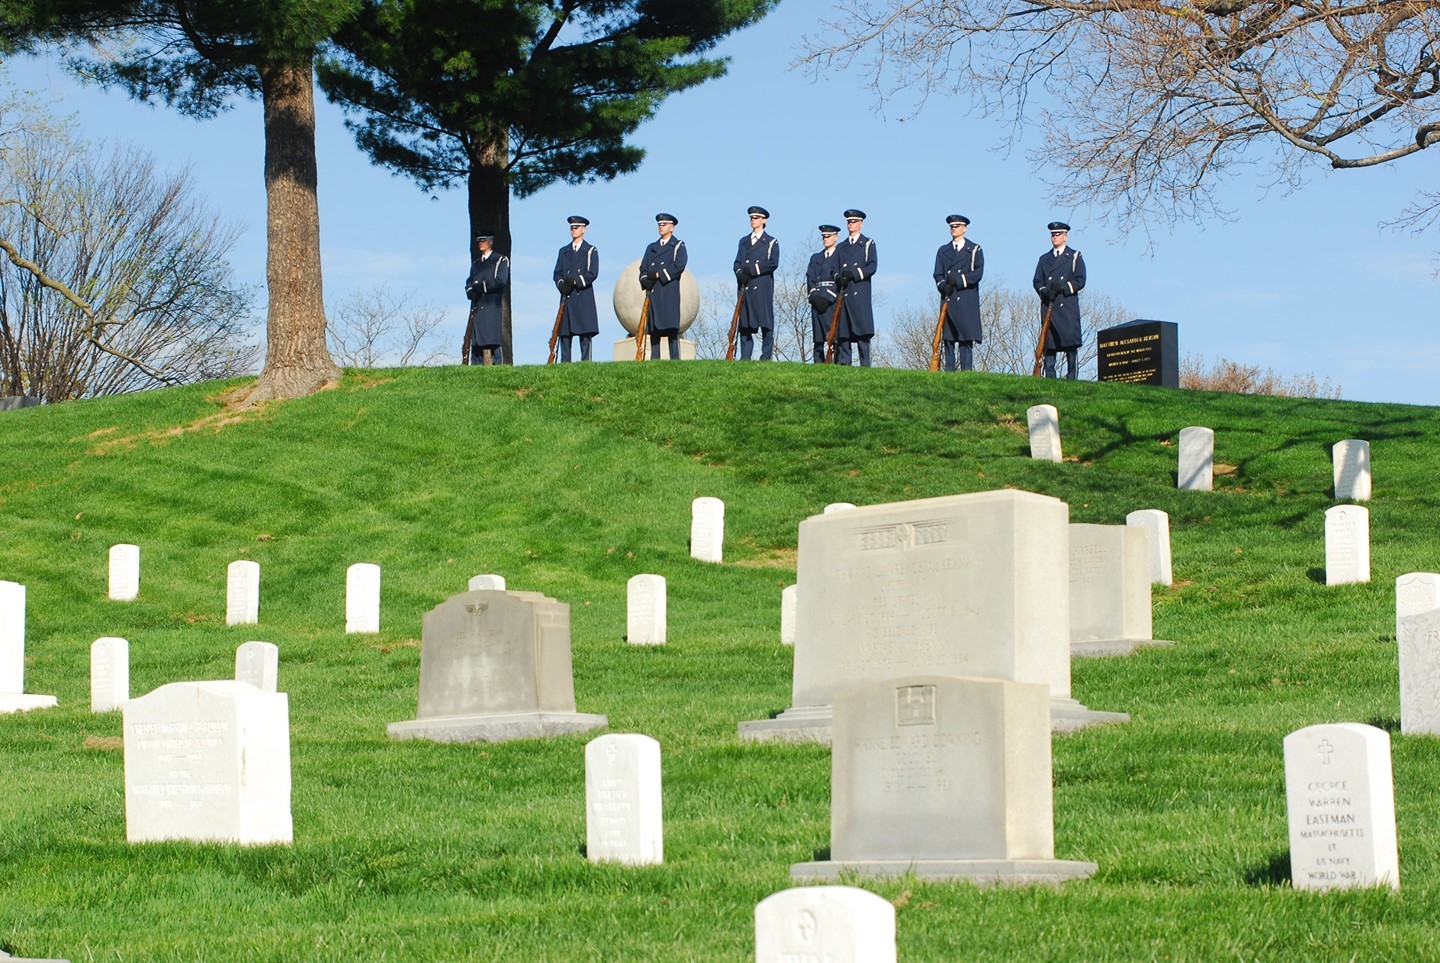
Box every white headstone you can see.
[1125,509,1173,586]
[1333,439,1372,501]
[226,560,260,626]
[1398,608,1440,734]
[124,680,292,845]
[626,574,667,646]
[780,585,798,647]
[1069,524,1162,656]
[1283,722,1398,891]
[1396,573,1440,641]
[108,543,140,601]
[585,733,663,866]
[1325,505,1370,586]
[345,562,381,634]
[755,886,896,963]
[468,574,507,592]
[690,497,725,563]
[1177,426,1214,491]
[824,502,857,514]
[236,641,280,694]
[1026,404,1062,463]
[90,637,130,713]
[0,580,56,714]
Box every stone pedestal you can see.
[613,337,696,361]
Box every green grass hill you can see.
[2,362,1439,960]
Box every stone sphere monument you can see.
[612,258,701,335]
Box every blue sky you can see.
[7,2,1437,405]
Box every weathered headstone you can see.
[738,490,1127,743]
[90,636,130,713]
[691,497,725,563]
[754,886,896,963]
[1398,608,1440,734]
[1177,426,1214,491]
[1325,505,1370,586]
[387,590,607,743]
[0,581,57,714]
[1026,404,1062,463]
[345,562,381,634]
[824,502,857,514]
[468,573,507,592]
[1125,509,1173,586]
[1069,524,1170,657]
[1333,439,1372,501]
[1283,722,1398,891]
[584,733,663,866]
[236,641,280,694]
[626,574,667,646]
[1396,573,1440,641]
[124,680,292,845]
[226,560,260,626]
[792,676,1096,884]
[108,543,140,601]
[780,584,798,647]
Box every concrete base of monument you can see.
[738,699,1128,743]
[388,711,607,744]
[790,857,1098,887]
[613,337,696,361]
[1071,638,1176,659]
[0,693,58,714]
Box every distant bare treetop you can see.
[1181,354,1342,398]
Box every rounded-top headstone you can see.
[612,258,700,335]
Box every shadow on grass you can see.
[1243,850,1291,887]
[1306,567,1326,584]
[1365,716,1400,733]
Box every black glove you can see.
[1048,279,1065,298]
[567,279,580,295]
[555,279,567,294]
[942,279,957,295]
[735,268,748,284]
[639,274,655,291]
[809,291,836,313]
[840,266,855,282]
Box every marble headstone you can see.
[1069,524,1169,657]
[124,680,292,845]
[108,543,140,601]
[780,585,798,647]
[226,560,260,626]
[1325,505,1370,586]
[90,636,130,713]
[1398,608,1440,735]
[584,733,663,866]
[691,497,725,563]
[1283,722,1398,891]
[1125,509,1173,586]
[824,502,858,514]
[754,886,896,963]
[468,574,507,592]
[1026,404,1062,463]
[0,581,56,714]
[626,574,667,646]
[236,641,280,693]
[1177,426,1214,492]
[1333,439,1372,501]
[1395,573,1440,641]
[345,562,381,634]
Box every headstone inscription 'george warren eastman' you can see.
[1125,509,1173,586]
[1177,427,1214,492]
[1096,319,1179,387]
[123,680,292,845]
[387,590,606,743]
[1068,524,1171,658]
[108,543,140,601]
[754,886,896,963]
[226,560,260,626]
[626,574,667,646]
[738,490,1127,743]
[690,497,725,563]
[1396,573,1440,642]
[1284,722,1398,891]
[1332,439,1372,501]
[90,636,130,713]
[1026,404,1062,463]
[791,676,1096,885]
[1325,505,1370,586]
[345,562,381,634]
[1398,608,1440,735]
[584,733,663,866]
[0,580,57,714]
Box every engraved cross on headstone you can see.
[1317,739,1334,765]
[794,909,817,943]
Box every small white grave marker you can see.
[585,733,663,866]
[0,580,56,713]
[1333,439,1372,501]
[1395,573,1440,641]
[108,543,140,601]
[345,562,381,634]
[1284,722,1398,891]
[755,886,896,963]
[1325,505,1370,586]
[823,502,857,514]
[226,560,260,626]
[626,574,667,646]
[690,497,725,563]
[1125,509,1173,586]
[468,574,506,591]
[1399,609,1440,735]
[236,641,280,693]
[90,637,130,713]
[1177,426,1214,491]
[780,585,798,647]
[1026,404,1062,463]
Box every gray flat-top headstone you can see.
[1325,505,1370,586]
[90,636,130,713]
[468,573,507,592]
[124,680,292,846]
[236,640,280,693]
[691,497,725,563]
[0,580,56,714]
[755,886,896,963]
[824,502,858,514]
[345,562,381,634]
[226,560,260,626]
[792,675,1096,885]
[1284,722,1398,891]
[585,733,663,866]
[1069,524,1170,658]
[1125,509,1173,586]
[1333,439,1372,501]
[387,589,606,743]
[1177,426,1214,492]
[1399,608,1440,735]
[1026,404,1062,463]
[626,574,667,646]
[780,584,798,647]
[108,543,140,601]
[1395,573,1440,641]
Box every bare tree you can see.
[1181,354,1342,398]
[327,287,449,369]
[1,94,258,401]
[800,1,1440,240]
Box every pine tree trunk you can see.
[467,133,512,364]
[245,60,341,402]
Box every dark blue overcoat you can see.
[806,249,841,343]
[553,241,600,337]
[1032,247,1086,350]
[733,232,779,332]
[933,239,984,343]
[640,238,688,333]
[465,253,510,347]
[836,234,877,339]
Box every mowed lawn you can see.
[1,362,1439,961]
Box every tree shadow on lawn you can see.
[1243,850,1291,887]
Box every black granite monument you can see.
[1097,320,1178,387]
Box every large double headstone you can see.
[0,581,57,714]
[387,590,607,743]
[1069,524,1170,657]
[738,490,1126,743]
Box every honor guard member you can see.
[806,224,842,363]
[1033,221,1086,379]
[639,212,688,360]
[552,215,599,362]
[932,214,985,372]
[732,205,780,360]
[464,233,510,365]
[835,209,877,366]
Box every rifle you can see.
[822,291,845,364]
[546,293,567,365]
[460,303,476,366]
[929,301,949,372]
[634,290,652,362]
[1031,302,1056,377]
[725,286,745,360]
